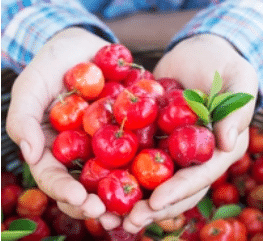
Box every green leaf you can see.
[207,71,223,108]
[184,98,210,125]
[145,223,164,238]
[212,93,254,123]
[42,236,67,241]
[1,219,37,241]
[22,163,36,189]
[212,204,242,220]
[183,89,205,103]
[197,196,214,219]
[208,92,234,113]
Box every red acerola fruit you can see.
[132,149,174,190]
[132,79,164,99]
[1,172,18,189]
[156,77,184,92]
[211,171,229,190]
[229,152,253,176]
[49,94,89,132]
[79,157,111,193]
[248,126,263,154]
[92,124,138,169]
[123,68,155,87]
[168,125,215,167]
[97,82,125,99]
[63,62,105,100]
[98,170,143,216]
[52,130,92,168]
[93,44,133,82]
[251,157,263,184]
[247,185,263,211]
[231,174,257,197]
[212,183,240,207]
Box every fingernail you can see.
[20,140,31,163]
[228,127,238,150]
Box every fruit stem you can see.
[123,184,133,194]
[116,117,127,138]
[155,152,164,163]
[57,89,77,104]
[118,58,144,71]
[211,228,220,236]
[73,160,84,169]
[124,89,138,103]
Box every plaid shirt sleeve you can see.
[167,0,263,108]
[1,0,118,74]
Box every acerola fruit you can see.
[64,62,105,100]
[52,130,92,168]
[168,125,215,167]
[248,126,263,154]
[251,157,263,184]
[211,171,229,190]
[93,44,133,82]
[98,170,142,216]
[92,124,138,169]
[132,148,174,190]
[156,77,184,92]
[229,152,252,176]
[156,214,186,233]
[97,82,125,99]
[123,68,154,87]
[132,79,164,99]
[49,94,89,132]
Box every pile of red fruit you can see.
[1,43,261,241]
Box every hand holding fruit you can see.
[123,34,258,233]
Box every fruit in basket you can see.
[97,82,125,99]
[239,208,263,236]
[49,94,89,132]
[132,149,174,190]
[93,44,133,82]
[98,170,142,216]
[92,124,138,169]
[212,183,240,207]
[79,157,111,193]
[82,97,115,136]
[64,62,105,100]
[1,184,22,216]
[248,126,263,154]
[17,188,48,217]
[123,68,154,87]
[113,86,158,130]
[52,129,92,168]
[168,125,215,167]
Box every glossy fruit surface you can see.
[98,170,142,216]
[64,62,105,100]
[200,219,234,241]
[226,218,247,241]
[156,77,184,92]
[211,172,228,190]
[52,130,92,168]
[92,124,138,168]
[97,82,125,99]
[156,214,186,233]
[49,94,89,132]
[168,125,215,167]
[133,79,164,99]
[212,183,240,207]
[82,97,115,136]
[132,149,174,190]
[113,87,158,130]
[251,157,263,184]
[17,188,48,217]
[229,152,252,176]
[239,208,263,236]
[84,218,106,237]
[93,44,133,82]
[248,126,263,154]
[123,68,154,87]
[79,157,111,193]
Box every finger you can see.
[99,212,122,230]
[80,194,106,218]
[123,187,208,234]
[57,201,87,219]
[149,128,249,211]
[214,59,258,151]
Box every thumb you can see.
[214,63,258,152]
[6,66,60,164]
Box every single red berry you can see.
[239,208,263,236]
[247,185,263,211]
[212,183,240,207]
[229,152,252,176]
[158,90,198,134]
[231,174,257,197]
[156,77,184,92]
[93,44,133,82]
[92,124,138,169]
[52,130,92,168]
[79,157,111,193]
[226,218,247,241]
[63,62,105,100]
[98,170,142,216]
[82,97,115,136]
[113,87,158,130]
[251,157,263,184]
[132,149,174,190]
[211,172,229,190]
[123,68,154,87]
[248,126,263,154]
[84,218,106,238]
[97,82,125,99]
[168,125,215,167]
[49,94,89,132]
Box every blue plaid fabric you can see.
[1,0,263,105]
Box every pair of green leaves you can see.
[183,71,254,126]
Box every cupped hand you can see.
[6,27,121,229]
[123,34,258,233]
